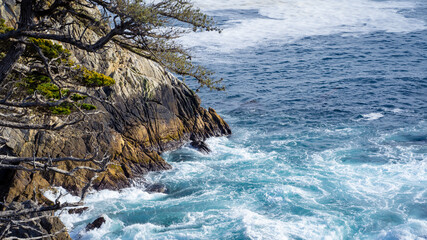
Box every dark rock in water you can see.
[86,216,106,231]
[146,183,168,193]
[190,141,211,154]
[68,207,89,215]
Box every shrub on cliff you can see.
[0,0,223,90]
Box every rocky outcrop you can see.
[145,183,168,194]
[68,207,89,215]
[85,216,106,232]
[0,3,231,239]
[0,201,72,239]
[0,52,231,202]
[190,140,212,154]
[0,1,231,203]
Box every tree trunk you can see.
[0,42,26,83]
[0,0,33,84]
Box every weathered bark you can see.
[0,41,25,84]
[0,0,33,84]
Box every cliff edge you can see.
[0,0,230,216]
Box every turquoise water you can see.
[60,0,427,239]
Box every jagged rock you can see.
[68,207,89,215]
[0,201,72,239]
[0,18,232,201]
[190,141,212,154]
[85,216,106,231]
[146,183,167,193]
[0,2,231,239]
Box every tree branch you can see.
[0,116,84,130]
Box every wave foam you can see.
[122,223,162,240]
[235,208,344,240]
[377,219,427,240]
[181,0,426,52]
[362,112,384,120]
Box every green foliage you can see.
[109,0,223,90]
[36,82,61,99]
[79,103,96,111]
[0,19,13,34]
[49,102,96,115]
[50,105,72,115]
[16,38,113,115]
[0,18,14,56]
[71,94,87,101]
[21,73,98,115]
[156,50,224,91]
[75,66,115,87]
[22,73,51,93]
[29,38,71,60]
[49,101,97,115]
[22,73,70,99]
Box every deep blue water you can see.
[59,1,427,239]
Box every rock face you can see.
[0,1,231,206]
[0,47,231,202]
[68,207,89,215]
[0,3,231,239]
[0,201,72,239]
[190,140,212,154]
[85,216,106,232]
[145,183,168,194]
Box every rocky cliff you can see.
[0,1,230,237]
[0,45,231,201]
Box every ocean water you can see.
[55,0,427,239]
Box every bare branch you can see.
[2,228,67,240]
[0,202,82,219]
[0,155,97,164]
[0,116,84,130]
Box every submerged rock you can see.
[68,207,89,215]
[85,216,106,231]
[146,183,168,193]
[190,141,212,154]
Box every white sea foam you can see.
[362,112,384,120]
[119,211,220,239]
[377,219,427,240]
[235,208,345,240]
[55,123,427,239]
[85,187,164,203]
[76,215,125,240]
[391,108,404,113]
[181,0,426,52]
[44,187,162,205]
[47,186,167,238]
[122,223,162,240]
[311,146,427,206]
[43,187,81,203]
